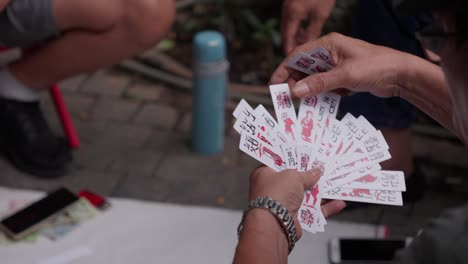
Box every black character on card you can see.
[242,109,256,123]
[240,118,256,136]
[264,116,276,129]
[345,120,358,134]
[364,136,380,152]
[303,96,317,107]
[244,135,259,153]
[318,106,325,122]
[296,57,314,70]
[300,154,310,171]
[276,92,291,109]
[329,98,338,114]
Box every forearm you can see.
[233,209,289,264]
[399,54,456,135]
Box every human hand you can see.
[271,33,414,99]
[281,0,335,54]
[249,166,346,239]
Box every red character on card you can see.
[300,209,315,227]
[300,111,314,143]
[262,146,285,167]
[304,186,320,208]
[276,92,291,109]
[282,113,296,141]
[342,189,372,198]
[355,174,378,183]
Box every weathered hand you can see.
[271,32,414,99]
[249,166,346,239]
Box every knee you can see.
[125,0,175,49]
[55,0,125,31]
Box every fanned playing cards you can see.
[233,48,406,234]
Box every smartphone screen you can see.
[339,239,407,261]
[1,188,78,238]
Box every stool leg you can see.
[49,84,80,149]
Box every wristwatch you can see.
[237,196,297,254]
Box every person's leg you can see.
[11,0,175,90]
[0,0,175,178]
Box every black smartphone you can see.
[329,238,412,263]
[0,187,79,240]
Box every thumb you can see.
[292,68,348,97]
[300,169,321,190]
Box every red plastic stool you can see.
[0,47,80,149]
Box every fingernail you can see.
[293,81,309,97]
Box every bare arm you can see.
[233,210,289,264]
[233,167,346,264]
[400,55,455,135]
[270,33,456,136]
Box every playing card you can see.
[233,103,258,135]
[345,170,406,191]
[329,151,392,180]
[239,131,286,172]
[322,188,403,206]
[287,52,332,75]
[269,84,299,142]
[280,143,298,169]
[297,95,319,145]
[296,145,315,172]
[323,164,382,190]
[309,47,335,67]
[254,105,288,145]
[299,177,326,233]
[233,99,254,119]
[298,206,320,233]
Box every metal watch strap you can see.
[237,196,297,254]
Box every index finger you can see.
[281,16,301,55]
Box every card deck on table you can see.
[233,47,406,234]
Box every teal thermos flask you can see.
[192,31,229,154]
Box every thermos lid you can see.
[194,31,226,63]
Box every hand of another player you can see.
[281,0,335,54]
[271,32,415,99]
[249,166,346,239]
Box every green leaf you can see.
[157,39,176,51]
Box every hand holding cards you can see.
[233,47,406,234]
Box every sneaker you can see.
[0,97,72,178]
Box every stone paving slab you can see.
[92,98,141,123]
[81,70,132,97]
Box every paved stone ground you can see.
[0,66,467,239]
